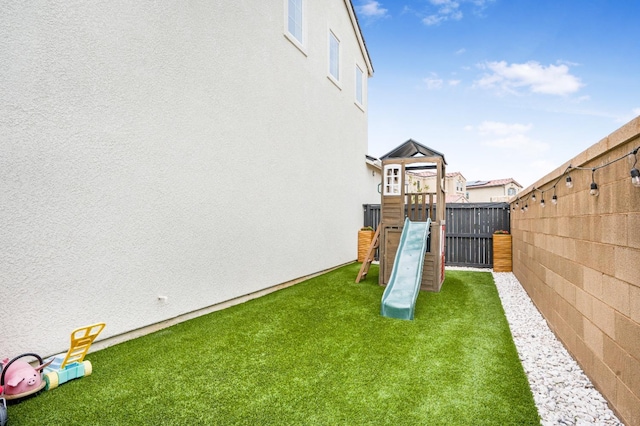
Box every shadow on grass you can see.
[9,264,539,425]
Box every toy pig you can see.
[1,354,52,399]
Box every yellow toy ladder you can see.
[59,323,106,369]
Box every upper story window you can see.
[329,31,340,83]
[284,0,305,54]
[507,187,516,196]
[355,65,364,105]
[287,0,303,43]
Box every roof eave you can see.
[344,0,374,76]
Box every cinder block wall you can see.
[511,117,640,426]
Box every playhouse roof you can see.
[380,139,447,164]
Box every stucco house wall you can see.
[1,1,373,356]
[364,157,382,206]
[467,186,504,202]
[467,180,522,202]
[408,171,467,203]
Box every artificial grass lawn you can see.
[10,264,539,425]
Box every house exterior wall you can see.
[406,172,431,193]
[445,174,466,198]
[364,163,382,206]
[413,172,465,199]
[467,186,503,202]
[511,117,640,426]
[1,1,372,356]
[467,183,519,202]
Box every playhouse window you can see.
[384,165,401,195]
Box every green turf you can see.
[9,264,539,425]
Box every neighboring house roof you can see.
[466,178,522,188]
[411,171,466,180]
[447,171,466,180]
[346,0,374,76]
[379,139,447,164]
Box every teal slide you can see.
[380,217,431,320]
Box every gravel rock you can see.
[491,271,624,426]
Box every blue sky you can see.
[355,0,640,188]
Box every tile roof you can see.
[410,171,465,179]
[466,178,522,188]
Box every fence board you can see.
[363,202,510,268]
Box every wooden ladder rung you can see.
[356,224,381,283]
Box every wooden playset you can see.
[358,140,447,297]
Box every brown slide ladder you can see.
[355,224,381,283]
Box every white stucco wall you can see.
[1,1,371,356]
[467,184,520,202]
[363,163,382,206]
[467,187,502,202]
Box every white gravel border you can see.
[446,267,624,425]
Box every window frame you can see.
[383,164,402,196]
[284,0,306,55]
[328,30,341,87]
[355,64,364,108]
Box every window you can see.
[508,187,516,196]
[329,31,340,82]
[355,65,364,105]
[384,165,401,195]
[287,0,303,44]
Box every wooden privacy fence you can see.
[363,202,510,268]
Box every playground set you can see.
[357,140,447,320]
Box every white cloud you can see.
[483,134,549,153]
[423,73,461,90]
[529,159,559,177]
[422,15,444,25]
[424,76,444,90]
[421,0,494,26]
[357,1,389,19]
[477,121,532,136]
[423,0,462,25]
[455,48,466,55]
[475,61,584,95]
[470,121,549,154]
[616,107,640,123]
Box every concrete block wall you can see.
[511,117,640,426]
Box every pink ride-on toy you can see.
[1,353,52,403]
